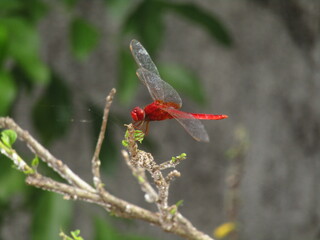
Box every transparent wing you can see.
[130,39,160,76]
[162,108,209,142]
[137,68,182,107]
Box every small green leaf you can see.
[0,71,17,115]
[134,130,144,143]
[159,63,206,105]
[122,129,145,147]
[0,129,17,148]
[31,156,39,167]
[171,153,187,162]
[175,199,184,207]
[137,175,145,183]
[71,230,83,240]
[121,140,128,147]
[70,17,100,60]
[31,156,39,172]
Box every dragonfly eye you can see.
[131,107,145,121]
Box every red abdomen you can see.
[191,113,228,120]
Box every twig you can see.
[91,88,116,190]
[122,150,158,203]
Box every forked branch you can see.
[0,88,214,240]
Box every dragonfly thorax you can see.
[131,107,145,121]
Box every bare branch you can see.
[0,89,215,240]
[92,88,116,190]
[0,117,94,193]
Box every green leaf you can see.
[31,156,40,171]
[4,17,50,83]
[117,48,139,104]
[0,71,17,115]
[122,129,144,147]
[71,230,84,240]
[159,63,206,105]
[70,17,100,60]
[0,129,17,148]
[32,191,72,240]
[175,199,184,207]
[31,156,39,167]
[32,73,72,145]
[164,2,232,46]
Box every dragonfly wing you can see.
[137,68,182,107]
[130,39,160,76]
[162,108,209,142]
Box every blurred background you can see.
[0,0,319,239]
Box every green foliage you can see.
[31,191,72,240]
[70,17,100,60]
[31,156,40,173]
[0,129,17,148]
[0,71,17,115]
[60,229,84,240]
[32,73,73,145]
[171,153,187,163]
[169,199,184,215]
[0,0,49,116]
[3,17,50,84]
[122,129,145,147]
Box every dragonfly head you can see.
[131,107,145,122]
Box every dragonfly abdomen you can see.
[191,113,228,120]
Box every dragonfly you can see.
[129,39,228,142]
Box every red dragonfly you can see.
[130,39,228,142]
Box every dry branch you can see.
[0,88,215,240]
